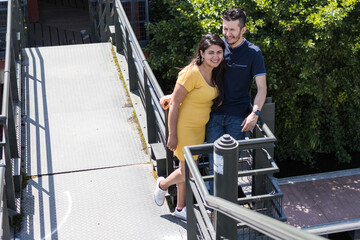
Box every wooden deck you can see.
[278,169,360,235]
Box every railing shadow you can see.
[20,47,58,240]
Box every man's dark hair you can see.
[222,8,246,28]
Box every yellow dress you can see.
[174,64,218,161]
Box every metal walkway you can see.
[16,42,186,239]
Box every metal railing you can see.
[1,0,26,238]
[90,0,173,175]
[111,0,175,176]
[113,0,165,141]
[183,123,324,239]
[89,0,114,43]
[93,1,326,239]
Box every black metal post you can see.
[126,29,137,91]
[114,1,123,52]
[7,90,19,158]
[144,70,156,144]
[88,0,98,42]
[3,129,17,212]
[253,97,275,210]
[185,162,196,240]
[10,42,19,101]
[1,183,10,240]
[164,110,173,175]
[130,0,136,32]
[214,134,239,240]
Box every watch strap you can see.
[253,110,261,116]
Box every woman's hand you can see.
[167,134,178,151]
[160,94,172,110]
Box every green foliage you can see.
[146,0,203,92]
[147,0,360,169]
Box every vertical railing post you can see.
[130,0,136,31]
[1,169,11,240]
[88,0,98,42]
[114,1,124,52]
[253,97,275,210]
[213,134,239,240]
[15,0,27,48]
[10,41,19,101]
[126,29,137,91]
[99,1,106,42]
[105,0,112,27]
[144,69,156,144]
[164,110,175,196]
[7,90,19,158]
[185,162,196,240]
[165,109,173,176]
[11,30,19,61]
[3,128,17,212]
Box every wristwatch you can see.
[253,110,261,116]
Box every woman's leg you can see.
[159,160,185,190]
[159,160,189,210]
[175,161,186,209]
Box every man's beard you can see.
[227,33,241,47]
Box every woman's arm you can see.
[167,83,188,151]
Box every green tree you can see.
[147,0,360,172]
[146,0,203,93]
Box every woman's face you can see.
[200,44,224,69]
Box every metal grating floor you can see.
[17,43,186,239]
[23,43,146,176]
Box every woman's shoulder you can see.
[178,63,200,78]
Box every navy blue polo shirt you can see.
[213,38,266,117]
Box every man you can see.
[206,8,267,193]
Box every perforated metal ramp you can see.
[23,43,147,175]
[17,43,186,239]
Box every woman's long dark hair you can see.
[191,33,225,110]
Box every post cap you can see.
[214,134,239,150]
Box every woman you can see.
[153,33,225,220]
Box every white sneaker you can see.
[154,177,167,206]
[173,207,187,220]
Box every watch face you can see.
[254,110,260,115]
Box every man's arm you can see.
[241,75,267,132]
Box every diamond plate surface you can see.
[22,43,147,176]
[19,42,187,239]
[17,164,187,239]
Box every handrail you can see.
[97,2,326,239]
[114,0,164,96]
[184,144,325,240]
[1,0,24,238]
[2,0,13,117]
[113,0,167,148]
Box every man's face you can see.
[222,19,246,48]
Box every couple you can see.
[154,8,267,221]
